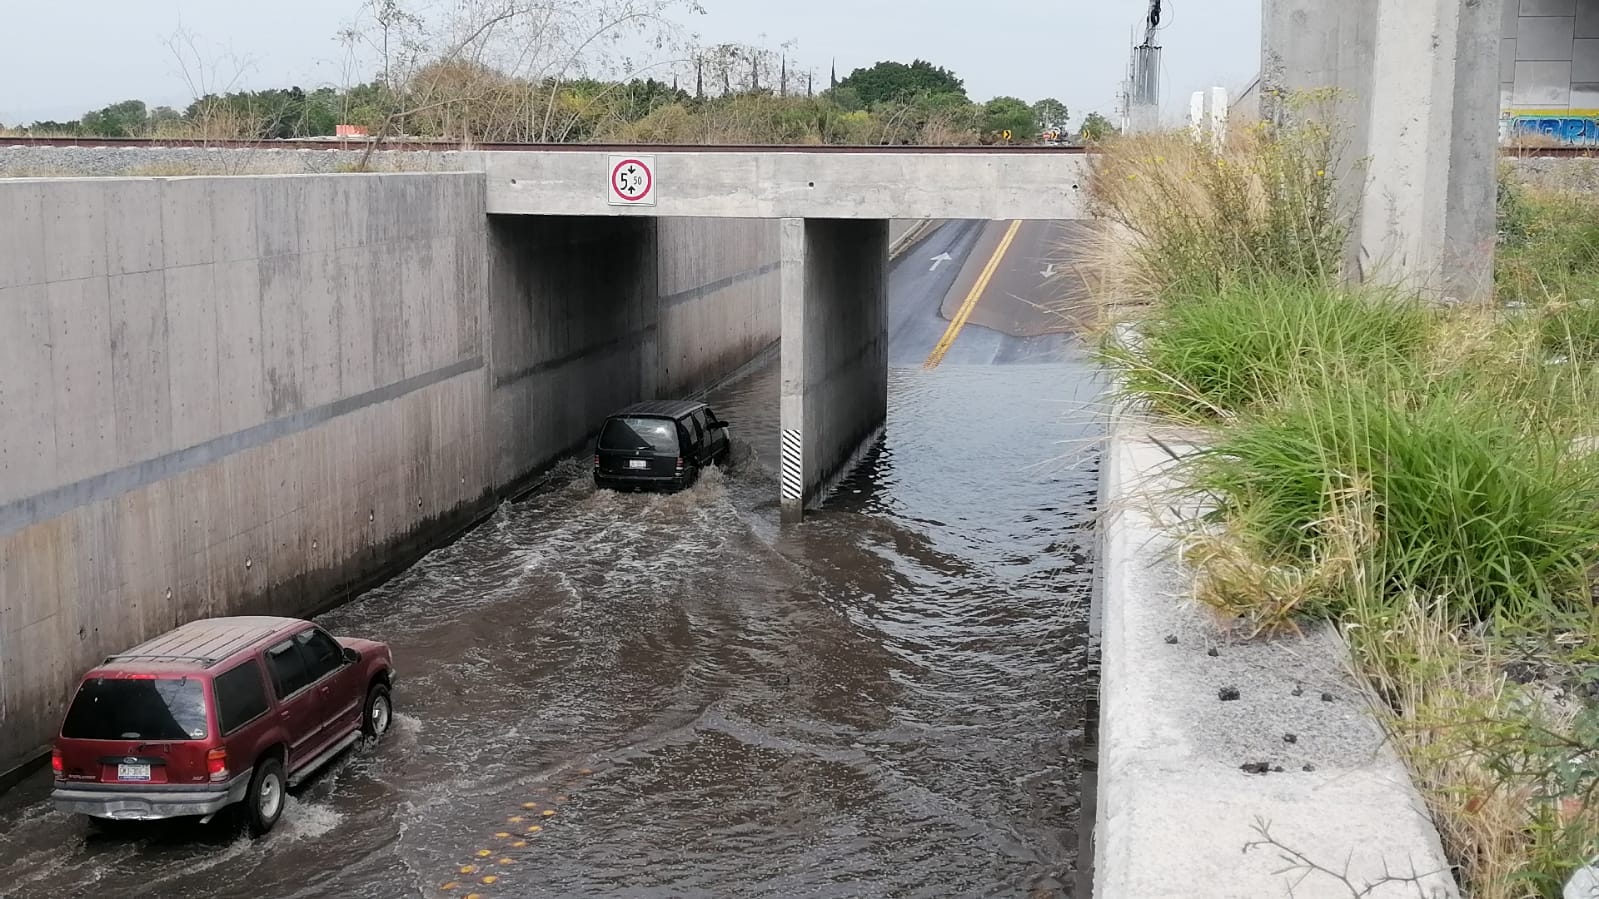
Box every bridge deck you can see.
[467,148,1093,220]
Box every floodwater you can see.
[0,348,1103,899]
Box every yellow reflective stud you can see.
[508,815,524,823]
[522,802,538,809]
[578,768,593,775]
[441,884,459,892]
[494,831,511,839]
[475,849,492,858]
[498,857,515,865]
[481,875,499,885]
[526,824,543,833]
[459,865,478,875]
[511,840,528,848]
[465,894,483,899]
[542,810,556,818]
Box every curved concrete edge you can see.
[1094,413,1460,899]
[888,218,937,260]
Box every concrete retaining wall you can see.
[657,218,781,397]
[0,174,785,780]
[0,173,492,774]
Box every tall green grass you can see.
[1498,169,1599,307]
[1191,379,1599,623]
[1102,279,1431,422]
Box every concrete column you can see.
[779,217,889,523]
[1261,0,1503,303]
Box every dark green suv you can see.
[593,400,732,492]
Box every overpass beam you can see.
[779,218,889,523]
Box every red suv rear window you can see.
[60,677,209,741]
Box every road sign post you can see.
[608,155,656,206]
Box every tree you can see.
[836,59,966,107]
[981,96,1035,141]
[1031,98,1068,134]
[1079,110,1118,142]
[80,100,149,137]
[334,0,704,156]
[25,119,80,134]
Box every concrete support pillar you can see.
[778,217,889,523]
[1262,0,1502,302]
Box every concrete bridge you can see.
[470,146,1092,521]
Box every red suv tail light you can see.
[593,454,600,467]
[675,457,684,470]
[50,749,63,779]
[206,748,229,782]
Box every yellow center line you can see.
[923,219,1024,370]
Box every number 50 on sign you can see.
[608,155,655,206]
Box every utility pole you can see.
[1124,0,1163,133]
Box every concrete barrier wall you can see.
[0,173,492,773]
[0,177,784,780]
[485,215,661,489]
[656,218,781,396]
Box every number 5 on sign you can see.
[608,155,655,206]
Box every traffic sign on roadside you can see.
[608,155,655,206]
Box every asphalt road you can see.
[889,219,1094,367]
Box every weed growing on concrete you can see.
[1244,816,1453,896]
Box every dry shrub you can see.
[1085,113,1346,303]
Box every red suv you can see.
[50,615,395,835]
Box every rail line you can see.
[5,135,1596,157]
[0,135,1093,154]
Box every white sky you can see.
[0,0,1261,128]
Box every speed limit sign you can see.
[608,155,655,206]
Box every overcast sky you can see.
[0,0,1260,128]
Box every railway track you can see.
[4,135,1594,157]
[0,135,1093,153]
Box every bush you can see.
[1102,279,1430,422]
[1190,380,1599,623]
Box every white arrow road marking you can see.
[929,252,953,271]
[1040,263,1057,279]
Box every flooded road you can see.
[0,222,1104,898]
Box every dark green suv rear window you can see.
[600,417,679,453]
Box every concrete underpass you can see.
[0,151,1103,895]
[0,212,1104,896]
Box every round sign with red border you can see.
[609,156,655,205]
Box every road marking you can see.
[929,251,953,271]
[923,219,1023,369]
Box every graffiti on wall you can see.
[1506,114,1599,144]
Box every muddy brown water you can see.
[0,354,1103,899]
